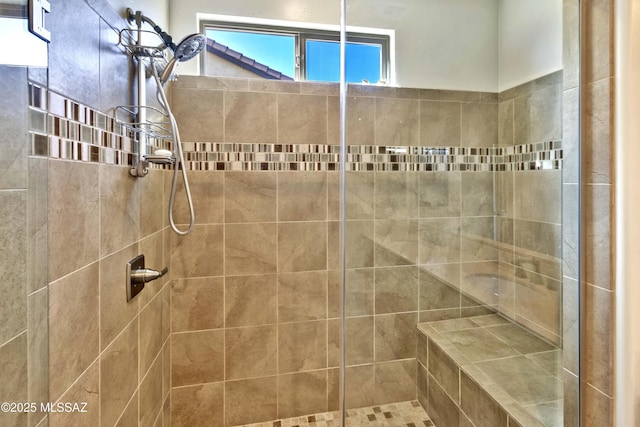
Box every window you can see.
[201,20,390,84]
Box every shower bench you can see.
[417,315,563,427]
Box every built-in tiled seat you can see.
[417,315,562,427]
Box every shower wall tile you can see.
[513,84,563,145]
[329,96,375,146]
[171,330,224,387]
[138,231,169,305]
[48,0,100,109]
[461,172,494,216]
[278,94,327,144]
[27,289,49,426]
[225,91,277,143]
[419,268,462,311]
[375,312,418,362]
[278,222,327,272]
[418,218,460,265]
[498,100,514,147]
[100,165,140,256]
[583,79,612,184]
[328,319,341,368]
[419,171,461,218]
[99,244,139,350]
[0,333,28,427]
[139,354,163,427]
[171,277,224,333]
[374,266,419,314]
[171,382,224,427]
[100,320,138,427]
[584,284,613,396]
[0,66,28,189]
[98,20,132,115]
[278,321,327,373]
[277,371,328,419]
[374,359,417,404]
[171,224,224,278]
[345,220,374,268]
[140,169,165,238]
[172,88,224,142]
[278,172,327,221]
[278,271,328,322]
[225,274,277,327]
[49,263,99,401]
[345,365,376,409]
[374,172,419,219]
[460,102,498,147]
[48,160,99,281]
[344,268,375,317]
[225,325,278,380]
[328,171,375,220]
[225,223,277,275]
[583,0,613,83]
[225,377,278,426]
[0,190,27,345]
[375,98,420,146]
[460,218,498,262]
[419,101,461,147]
[225,172,277,223]
[345,316,374,365]
[49,361,99,427]
[173,171,224,225]
[514,170,562,224]
[139,292,164,378]
[375,219,419,266]
[562,87,580,184]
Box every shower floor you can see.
[239,400,435,427]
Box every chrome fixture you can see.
[126,254,168,302]
[117,8,205,235]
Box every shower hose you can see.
[150,58,195,236]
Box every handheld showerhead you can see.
[158,33,206,85]
[174,33,206,62]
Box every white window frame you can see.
[198,14,395,85]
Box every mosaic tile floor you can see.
[241,401,435,427]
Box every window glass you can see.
[306,40,382,83]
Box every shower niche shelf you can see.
[114,105,172,140]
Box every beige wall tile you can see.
[138,232,168,306]
[513,84,563,145]
[375,98,420,146]
[514,170,562,224]
[172,88,224,142]
[460,371,508,427]
[419,171,461,218]
[277,371,328,419]
[172,171,224,225]
[461,102,498,147]
[498,100,514,147]
[0,333,28,427]
[171,225,223,278]
[0,190,27,345]
[49,361,99,427]
[100,165,140,257]
[100,320,138,427]
[374,359,417,404]
[225,326,277,380]
[428,371,460,427]
[139,355,163,427]
[225,172,277,223]
[115,391,138,427]
[375,219,419,266]
[28,289,49,425]
[225,92,277,143]
[278,271,327,322]
[171,330,224,387]
[278,222,327,272]
[344,220,374,269]
[28,157,49,294]
[327,319,340,368]
[225,274,277,327]
[140,292,164,379]
[329,96,375,146]
[278,172,327,221]
[0,66,28,189]
[225,377,277,426]
[461,172,494,217]
[375,266,419,314]
[278,321,327,373]
[345,268,374,317]
[418,218,460,265]
[225,223,277,275]
[49,263,99,401]
[420,266,462,311]
[584,184,611,289]
[460,218,498,262]
[140,169,164,238]
[583,0,613,83]
[49,160,99,281]
[100,244,139,351]
[375,172,419,219]
[171,277,224,333]
[278,94,327,144]
[345,365,376,409]
[171,383,223,427]
[583,80,613,185]
[584,284,613,396]
[345,317,374,365]
[419,101,461,147]
[375,313,418,361]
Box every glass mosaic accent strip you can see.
[28,84,562,172]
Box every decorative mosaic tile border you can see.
[28,84,562,172]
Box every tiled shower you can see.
[0,0,618,426]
